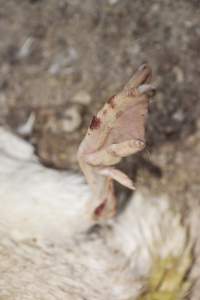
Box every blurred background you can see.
[0,0,199,212]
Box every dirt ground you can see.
[0,0,200,298]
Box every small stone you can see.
[108,0,119,4]
[72,91,91,105]
[173,110,185,122]
[173,66,184,83]
[60,106,82,132]
[49,47,79,75]
[151,3,160,13]
[18,37,34,59]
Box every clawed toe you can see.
[138,83,156,96]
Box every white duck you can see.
[0,65,191,300]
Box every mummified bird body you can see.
[0,65,191,300]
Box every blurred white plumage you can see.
[0,127,190,300]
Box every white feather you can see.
[0,128,189,299]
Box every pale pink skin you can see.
[78,64,155,220]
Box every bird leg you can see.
[77,64,155,221]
